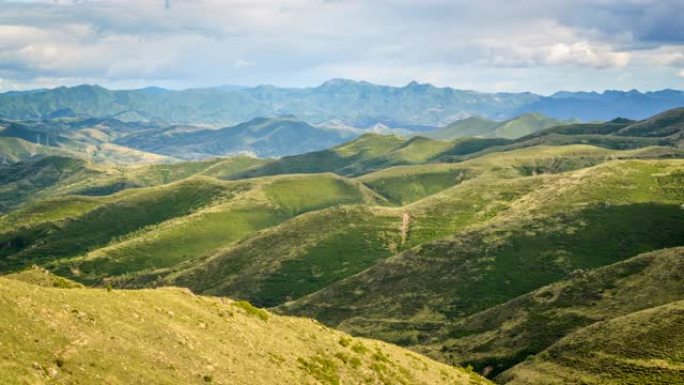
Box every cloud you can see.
[233,60,254,69]
[0,0,681,93]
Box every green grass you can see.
[433,247,684,378]
[280,160,684,352]
[360,166,471,205]
[264,174,365,215]
[55,207,288,283]
[499,299,684,384]
[0,274,488,385]
[0,178,232,271]
[23,174,370,285]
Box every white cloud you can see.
[0,0,680,92]
[233,60,254,69]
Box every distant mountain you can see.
[117,116,358,159]
[1,81,681,126]
[519,89,684,121]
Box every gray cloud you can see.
[0,0,681,93]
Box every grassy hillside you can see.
[0,173,373,287]
[428,247,684,377]
[426,116,497,140]
[0,155,268,214]
[498,299,684,384]
[119,147,682,317]
[0,137,74,164]
[0,156,106,213]
[0,271,490,385]
[235,133,406,178]
[488,113,564,139]
[280,159,684,349]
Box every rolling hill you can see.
[426,113,565,140]
[1,107,684,384]
[427,247,684,378]
[0,267,489,385]
[499,299,684,384]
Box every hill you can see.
[117,116,357,159]
[0,137,74,164]
[499,299,684,384]
[429,247,684,378]
[488,113,565,139]
[280,159,684,356]
[427,114,564,140]
[0,271,489,385]
[425,116,498,139]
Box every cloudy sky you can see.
[0,0,683,93]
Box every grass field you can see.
[0,269,490,385]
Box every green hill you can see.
[234,133,406,178]
[499,299,684,384]
[0,155,269,215]
[425,116,498,139]
[430,247,684,377]
[0,271,490,385]
[489,113,565,139]
[280,159,684,353]
[0,137,75,165]
[426,114,563,140]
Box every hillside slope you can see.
[429,247,684,377]
[498,299,684,384]
[281,159,684,350]
[0,271,490,385]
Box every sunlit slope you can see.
[0,272,491,385]
[429,247,684,377]
[136,146,682,312]
[0,173,373,285]
[234,133,406,178]
[0,137,74,164]
[155,170,538,307]
[281,159,684,346]
[0,155,268,213]
[498,299,684,385]
[139,147,591,306]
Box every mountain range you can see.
[0,80,682,126]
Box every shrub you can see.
[233,301,269,321]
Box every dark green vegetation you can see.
[1,107,684,384]
[431,247,684,379]
[499,298,684,384]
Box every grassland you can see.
[281,159,684,347]
[498,299,684,384]
[428,247,684,378]
[1,110,684,385]
[0,269,490,385]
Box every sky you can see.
[0,0,683,94]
